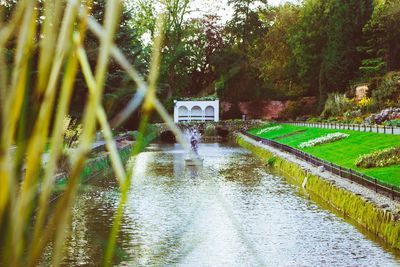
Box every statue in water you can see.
[190,130,199,155]
[184,128,201,158]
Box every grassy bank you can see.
[236,134,400,249]
[55,144,133,190]
[248,124,400,186]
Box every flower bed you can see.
[298,132,350,148]
[365,107,400,124]
[256,125,282,135]
[355,147,400,168]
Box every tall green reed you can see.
[0,1,192,266]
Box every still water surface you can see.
[63,143,400,266]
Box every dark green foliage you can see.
[252,4,306,99]
[118,0,396,113]
[71,0,146,123]
[279,99,316,120]
[5,0,399,126]
[371,72,400,108]
[289,0,373,110]
[204,124,217,136]
[360,1,400,77]
[212,0,268,101]
[227,0,268,49]
[323,0,373,91]
[289,0,330,99]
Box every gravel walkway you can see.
[239,133,400,212]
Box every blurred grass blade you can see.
[2,2,37,264]
[12,1,81,264]
[36,0,64,95]
[86,16,148,128]
[103,13,165,267]
[31,29,84,263]
[77,42,126,184]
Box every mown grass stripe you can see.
[249,124,400,185]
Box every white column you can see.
[174,102,178,123]
[188,105,191,122]
[215,100,219,122]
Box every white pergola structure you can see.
[173,100,219,123]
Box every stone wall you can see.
[355,84,369,102]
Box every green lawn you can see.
[248,124,400,186]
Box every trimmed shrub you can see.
[298,132,350,148]
[204,124,217,136]
[384,119,400,127]
[321,93,354,118]
[356,147,400,168]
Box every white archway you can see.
[191,106,202,121]
[205,106,215,121]
[178,106,189,121]
[173,100,219,123]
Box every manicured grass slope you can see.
[249,124,400,185]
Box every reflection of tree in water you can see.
[62,178,129,266]
[217,154,263,186]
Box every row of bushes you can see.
[356,147,400,169]
[278,72,399,121]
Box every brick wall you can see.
[221,97,316,120]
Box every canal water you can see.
[62,143,400,266]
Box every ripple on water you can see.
[62,143,400,267]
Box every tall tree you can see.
[289,0,373,110]
[227,0,268,50]
[360,0,400,77]
[252,4,305,99]
[186,15,224,96]
[212,0,268,101]
[322,0,373,91]
[71,0,146,122]
[289,0,330,107]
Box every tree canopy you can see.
[2,0,399,121]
